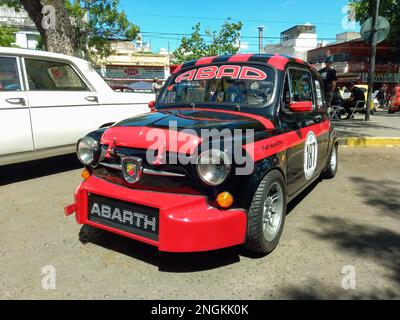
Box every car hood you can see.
[100,108,274,153]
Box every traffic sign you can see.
[360,16,390,44]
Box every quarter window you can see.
[0,57,21,91]
[314,79,324,108]
[24,59,89,91]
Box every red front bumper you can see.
[65,176,247,252]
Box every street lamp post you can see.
[258,26,264,54]
[366,0,381,121]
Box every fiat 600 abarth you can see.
[65,54,338,254]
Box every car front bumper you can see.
[64,176,247,252]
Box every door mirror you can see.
[288,101,313,112]
[148,100,156,112]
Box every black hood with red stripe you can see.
[115,108,271,133]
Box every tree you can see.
[350,0,400,46]
[173,20,243,64]
[0,0,140,58]
[0,25,18,47]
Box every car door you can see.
[0,56,34,158]
[280,66,325,196]
[312,71,329,168]
[23,57,102,150]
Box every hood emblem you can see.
[121,157,143,184]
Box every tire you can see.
[322,143,338,179]
[244,170,287,254]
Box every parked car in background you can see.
[388,85,400,114]
[110,85,135,92]
[0,47,154,166]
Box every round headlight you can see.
[76,136,99,165]
[196,149,231,186]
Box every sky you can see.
[120,0,360,53]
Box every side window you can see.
[24,59,89,91]
[0,57,21,91]
[289,69,314,104]
[314,78,325,109]
[282,68,315,112]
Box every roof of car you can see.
[172,53,311,74]
[0,47,87,65]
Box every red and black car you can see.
[65,54,338,254]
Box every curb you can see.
[338,137,400,147]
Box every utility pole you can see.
[258,26,264,54]
[366,0,380,121]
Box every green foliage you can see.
[0,0,140,58]
[173,20,243,64]
[65,0,140,58]
[0,25,18,47]
[0,0,22,10]
[350,0,400,46]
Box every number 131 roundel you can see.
[175,65,268,83]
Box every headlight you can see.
[76,136,99,165]
[196,149,231,186]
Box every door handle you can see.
[6,98,26,106]
[85,96,99,103]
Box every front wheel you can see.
[322,143,338,179]
[244,170,287,254]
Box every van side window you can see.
[25,59,89,91]
[0,57,21,91]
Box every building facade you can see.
[95,40,171,91]
[308,38,400,88]
[0,5,39,49]
[264,24,318,60]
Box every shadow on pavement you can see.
[0,154,81,186]
[349,177,400,217]
[287,177,322,216]
[79,225,242,272]
[277,215,400,299]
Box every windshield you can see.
[159,64,275,108]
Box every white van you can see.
[0,47,154,165]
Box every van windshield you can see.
[159,64,275,109]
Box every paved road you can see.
[1,147,399,299]
[333,111,400,139]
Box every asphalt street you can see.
[1,147,399,299]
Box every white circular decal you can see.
[304,131,318,180]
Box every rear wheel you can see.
[245,170,287,254]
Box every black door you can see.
[280,67,324,196]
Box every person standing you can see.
[377,84,387,109]
[152,78,163,97]
[319,56,338,107]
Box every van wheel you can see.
[244,170,287,254]
[322,143,338,179]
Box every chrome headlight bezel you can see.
[196,149,231,186]
[76,136,99,165]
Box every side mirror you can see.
[148,100,156,112]
[288,101,313,112]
